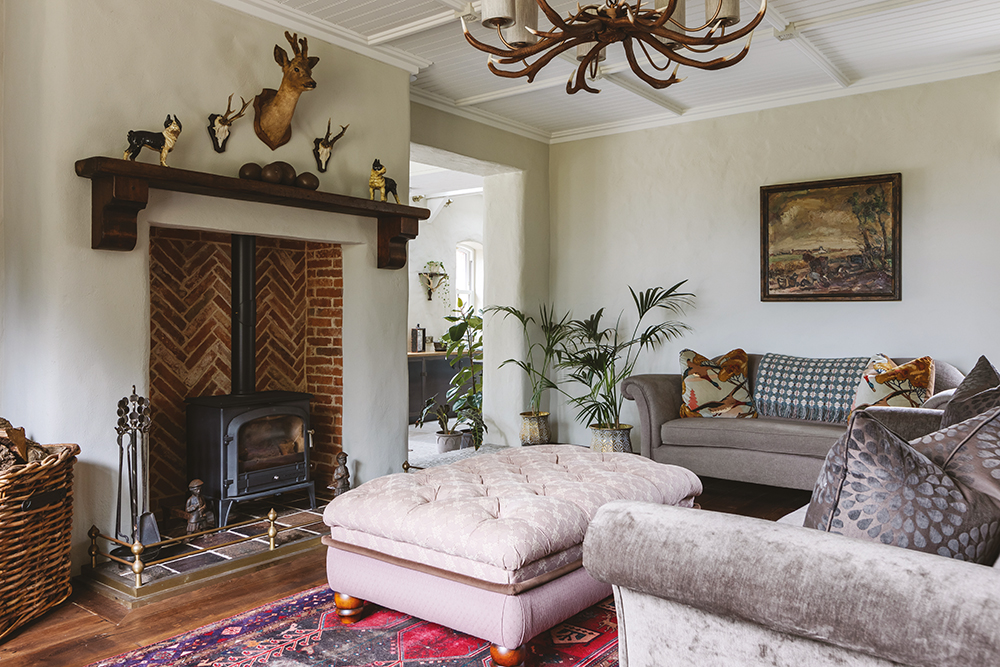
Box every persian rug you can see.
[88,586,619,666]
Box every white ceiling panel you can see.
[216,0,1000,142]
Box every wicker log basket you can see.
[0,442,80,641]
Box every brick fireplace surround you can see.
[148,227,343,514]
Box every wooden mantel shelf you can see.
[75,156,430,269]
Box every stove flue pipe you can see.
[231,234,256,395]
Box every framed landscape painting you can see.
[761,173,901,302]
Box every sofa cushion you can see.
[851,354,935,411]
[661,416,846,459]
[912,405,1000,511]
[804,411,1000,563]
[753,353,869,424]
[941,356,1000,427]
[679,348,756,418]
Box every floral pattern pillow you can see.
[851,354,935,411]
[679,348,756,418]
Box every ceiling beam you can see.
[787,0,930,33]
[765,1,852,88]
[602,73,686,115]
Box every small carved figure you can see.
[207,94,251,153]
[124,115,182,167]
[185,479,216,534]
[313,119,349,173]
[254,31,319,150]
[330,452,351,497]
[369,159,399,204]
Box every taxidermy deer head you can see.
[313,119,348,173]
[253,31,319,150]
[207,94,251,153]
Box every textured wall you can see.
[1,0,410,572]
[548,71,1000,448]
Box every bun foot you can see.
[333,592,365,624]
[490,643,526,666]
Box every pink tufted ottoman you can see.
[322,445,701,666]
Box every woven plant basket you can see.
[0,443,80,642]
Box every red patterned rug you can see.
[87,586,619,666]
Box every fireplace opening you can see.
[148,227,344,521]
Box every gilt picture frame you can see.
[761,173,901,302]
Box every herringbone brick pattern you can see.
[148,228,343,513]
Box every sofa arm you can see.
[861,406,944,441]
[622,374,682,458]
[583,501,1000,667]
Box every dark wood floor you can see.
[0,478,811,666]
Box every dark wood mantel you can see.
[75,156,429,269]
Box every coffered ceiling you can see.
[212,0,1000,143]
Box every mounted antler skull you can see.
[207,94,251,153]
[313,119,348,173]
[253,31,319,150]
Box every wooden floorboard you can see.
[0,547,328,667]
[0,477,811,666]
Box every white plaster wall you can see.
[1,0,411,572]
[411,104,551,446]
[407,194,484,342]
[549,71,1000,448]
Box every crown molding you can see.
[209,0,431,74]
[549,53,1000,144]
[409,88,552,144]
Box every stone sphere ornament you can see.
[295,172,320,190]
[260,162,283,184]
[238,162,262,180]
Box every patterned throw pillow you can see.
[679,348,756,418]
[912,405,1000,510]
[805,410,1000,563]
[851,354,935,411]
[753,353,869,423]
[940,356,1000,428]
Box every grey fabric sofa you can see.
[621,354,964,490]
[583,501,1000,667]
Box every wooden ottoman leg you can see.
[334,592,365,624]
[490,644,526,666]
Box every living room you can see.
[2,0,1000,664]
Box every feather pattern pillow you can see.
[679,348,756,418]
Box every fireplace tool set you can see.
[113,386,161,560]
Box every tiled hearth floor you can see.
[82,490,329,607]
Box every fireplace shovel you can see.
[114,387,160,561]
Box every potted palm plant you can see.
[415,397,463,453]
[485,304,572,445]
[441,299,487,449]
[559,281,693,452]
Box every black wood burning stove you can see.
[186,234,316,527]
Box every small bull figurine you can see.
[124,115,182,167]
[207,94,251,153]
[253,31,319,150]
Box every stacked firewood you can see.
[0,418,48,473]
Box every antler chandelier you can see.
[463,0,768,94]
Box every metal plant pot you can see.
[589,424,633,453]
[519,412,551,446]
[436,432,463,453]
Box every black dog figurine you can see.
[124,115,182,166]
[368,158,399,204]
